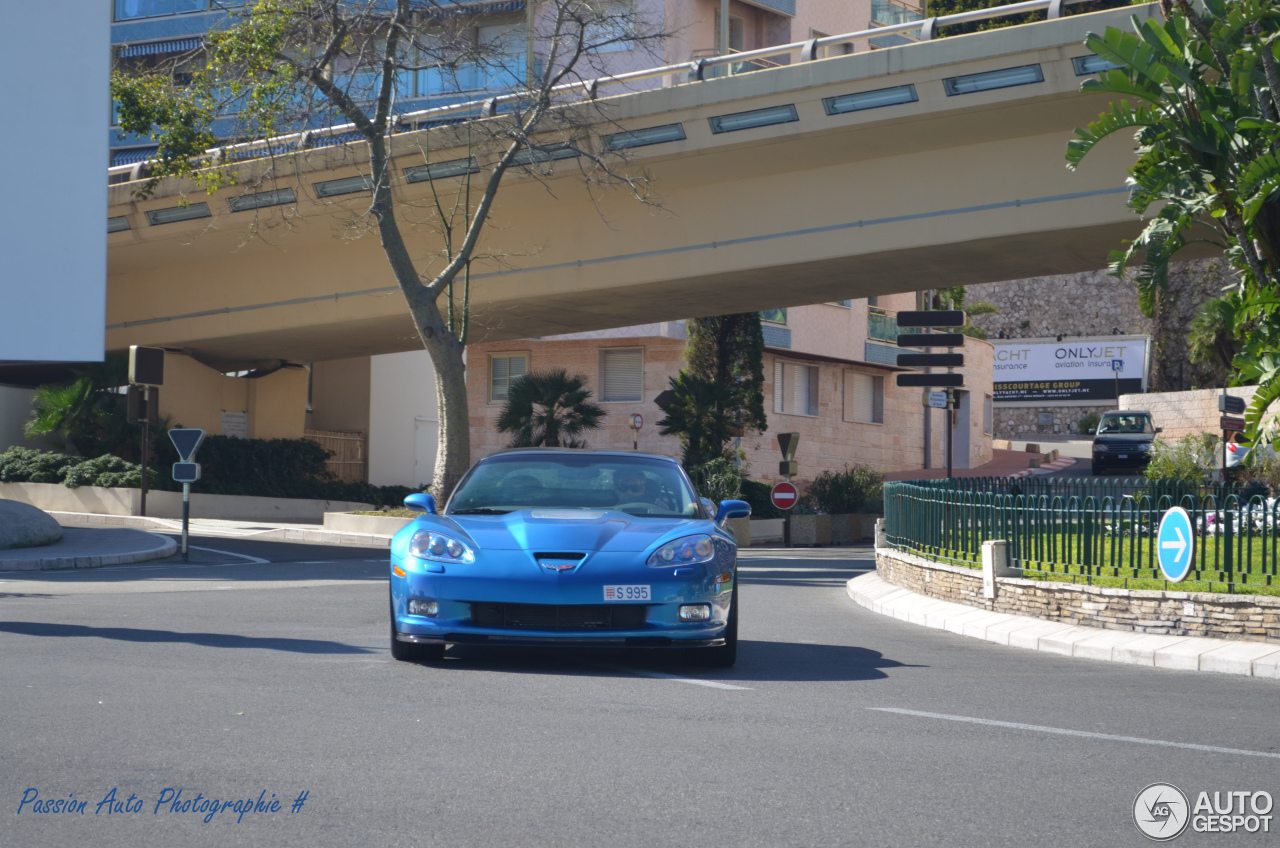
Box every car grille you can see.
[469,602,648,631]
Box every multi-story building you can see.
[465,297,994,484]
[110,0,871,166]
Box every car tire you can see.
[389,596,445,663]
[688,593,738,668]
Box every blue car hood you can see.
[433,509,698,552]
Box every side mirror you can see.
[404,492,438,514]
[715,499,751,524]
[1156,427,1163,433]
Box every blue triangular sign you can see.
[168,428,206,462]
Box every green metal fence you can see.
[884,478,1280,594]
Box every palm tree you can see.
[656,372,735,469]
[24,358,135,458]
[1187,296,1240,378]
[497,370,606,449]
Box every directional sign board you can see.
[895,310,965,328]
[172,462,201,483]
[1157,507,1195,582]
[927,391,948,409]
[1220,416,1246,432]
[1220,395,1247,415]
[897,373,964,388]
[168,428,206,462]
[770,482,798,511]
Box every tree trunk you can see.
[366,133,472,502]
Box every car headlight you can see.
[409,530,475,564]
[647,534,715,567]
[1094,444,1108,453]
[1138,442,1152,452]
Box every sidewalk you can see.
[0,527,176,572]
[52,512,395,548]
[846,571,1280,679]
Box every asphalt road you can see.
[3,535,1279,847]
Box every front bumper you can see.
[390,550,735,647]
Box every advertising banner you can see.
[991,336,1148,403]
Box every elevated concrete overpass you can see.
[106,3,1162,370]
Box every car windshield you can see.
[448,454,699,518]
[1097,413,1155,435]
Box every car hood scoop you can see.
[449,510,689,552]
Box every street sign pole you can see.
[140,387,150,517]
[182,481,191,562]
[945,387,954,480]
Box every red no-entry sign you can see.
[770,482,798,510]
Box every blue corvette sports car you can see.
[389,449,751,667]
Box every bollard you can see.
[981,539,1013,599]
[874,517,887,550]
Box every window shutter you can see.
[490,356,509,401]
[851,373,874,422]
[510,355,527,381]
[601,349,643,401]
[773,360,785,414]
[807,366,819,416]
[872,376,884,423]
[792,364,808,416]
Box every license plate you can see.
[1118,454,1128,459]
[603,585,650,602]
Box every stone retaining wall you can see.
[1118,386,1259,441]
[876,547,1280,643]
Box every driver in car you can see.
[612,469,672,510]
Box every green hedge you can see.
[0,441,414,508]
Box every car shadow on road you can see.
[0,621,377,654]
[429,639,921,683]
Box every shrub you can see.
[687,456,744,504]
[62,454,157,489]
[740,478,782,519]
[1240,453,1280,498]
[803,464,884,515]
[1077,412,1101,435]
[0,443,412,507]
[1145,433,1218,485]
[0,447,81,484]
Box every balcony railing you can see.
[690,48,787,78]
[868,308,925,342]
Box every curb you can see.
[1007,457,1076,479]
[50,512,394,549]
[846,571,1280,679]
[0,531,178,572]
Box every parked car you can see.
[1091,410,1161,475]
[388,449,751,667]
[1226,439,1276,468]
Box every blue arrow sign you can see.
[1157,507,1195,582]
[168,428,206,463]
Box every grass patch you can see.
[350,508,420,518]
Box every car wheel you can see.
[688,593,737,668]
[389,596,445,663]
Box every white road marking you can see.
[188,546,270,564]
[869,708,1280,759]
[590,661,751,690]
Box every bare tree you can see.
[112,0,669,498]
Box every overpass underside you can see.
[106,4,1163,370]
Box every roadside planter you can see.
[724,516,751,547]
[790,513,831,547]
[828,515,859,545]
[322,512,415,535]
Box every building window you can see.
[760,308,787,324]
[983,393,993,435]
[115,0,206,21]
[828,300,852,308]
[600,348,643,402]
[488,353,527,403]
[773,360,819,417]
[844,372,883,424]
